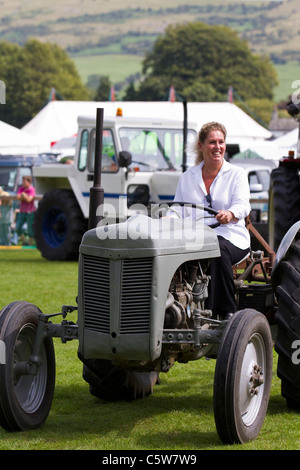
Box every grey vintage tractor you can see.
[0,109,299,445]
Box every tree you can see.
[94,76,112,101]
[182,82,222,102]
[133,22,278,102]
[123,81,137,101]
[131,76,171,101]
[86,74,102,94]
[0,39,90,128]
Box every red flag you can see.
[49,87,56,101]
[227,86,233,103]
[168,85,176,102]
[109,86,115,101]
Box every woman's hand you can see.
[215,210,237,224]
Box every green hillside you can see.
[1,0,298,59]
[0,0,299,100]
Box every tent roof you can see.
[187,102,272,142]
[22,101,272,152]
[274,127,298,147]
[0,120,39,154]
[231,149,264,159]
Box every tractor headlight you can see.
[127,184,150,208]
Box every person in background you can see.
[0,186,12,245]
[16,175,36,245]
[173,121,251,319]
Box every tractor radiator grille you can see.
[83,255,153,335]
[120,258,152,334]
[83,256,110,334]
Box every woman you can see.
[173,121,251,319]
[16,175,36,245]
[0,186,12,245]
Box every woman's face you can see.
[199,130,226,165]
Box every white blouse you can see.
[173,160,251,249]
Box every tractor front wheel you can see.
[0,301,56,431]
[213,309,273,444]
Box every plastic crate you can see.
[237,284,274,314]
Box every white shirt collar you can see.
[191,158,230,176]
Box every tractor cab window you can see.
[78,129,89,171]
[89,129,118,173]
[119,128,172,171]
[119,127,196,171]
[165,130,196,169]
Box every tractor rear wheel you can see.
[35,189,87,261]
[81,357,159,401]
[268,165,300,251]
[275,233,300,408]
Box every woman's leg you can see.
[207,236,250,318]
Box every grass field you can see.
[72,54,143,86]
[0,249,299,450]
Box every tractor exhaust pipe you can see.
[182,100,187,173]
[88,108,105,230]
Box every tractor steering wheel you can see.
[152,201,220,228]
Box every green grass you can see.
[0,249,299,450]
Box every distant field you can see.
[72,54,143,85]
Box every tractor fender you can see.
[271,220,300,289]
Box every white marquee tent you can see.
[0,119,39,154]
[22,101,273,153]
[244,126,299,160]
[273,127,299,156]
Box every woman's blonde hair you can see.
[193,121,227,165]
